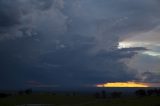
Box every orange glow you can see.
[96,81,149,87]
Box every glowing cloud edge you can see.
[96,81,150,88]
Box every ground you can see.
[0,94,160,106]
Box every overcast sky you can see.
[0,0,160,89]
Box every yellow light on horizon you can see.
[96,81,149,88]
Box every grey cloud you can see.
[127,52,160,82]
[1,0,160,47]
[0,0,66,40]
[0,0,21,27]
[119,47,148,52]
[0,33,136,88]
[140,72,160,82]
[60,0,160,52]
[34,36,137,86]
[97,47,147,60]
[30,0,54,10]
[1,0,160,89]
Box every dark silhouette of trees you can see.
[52,93,56,95]
[147,89,160,96]
[93,91,107,99]
[94,91,123,99]
[18,90,25,95]
[93,88,160,99]
[156,89,160,96]
[101,90,106,98]
[135,89,146,96]
[0,93,9,98]
[72,92,76,96]
[111,92,122,98]
[147,89,155,96]
[94,92,100,98]
[135,89,160,97]
[25,88,32,95]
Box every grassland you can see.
[0,94,160,106]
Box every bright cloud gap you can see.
[96,81,159,88]
[118,41,160,57]
[142,51,160,57]
[118,41,149,49]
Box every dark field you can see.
[0,93,160,106]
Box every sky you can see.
[0,0,160,89]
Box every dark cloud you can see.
[26,80,58,88]
[0,0,66,40]
[0,34,137,88]
[0,0,160,89]
[0,1,20,27]
[97,47,147,60]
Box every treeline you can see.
[94,90,122,98]
[0,88,160,99]
[135,88,160,96]
[94,88,160,99]
[0,88,32,98]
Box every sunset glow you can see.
[97,81,149,87]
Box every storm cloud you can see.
[0,0,160,89]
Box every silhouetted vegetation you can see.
[25,88,32,95]
[0,93,9,98]
[135,89,146,96]
[147,89,160,96]
[0,89,160,105]
[18,90,25,95]
[135,88,160,97]
[101,90,106,98]
[72,92,76,96]
[52,93,56,95]
[111,91,122,98]
[94,91,107,99]
[94,92,100,98]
